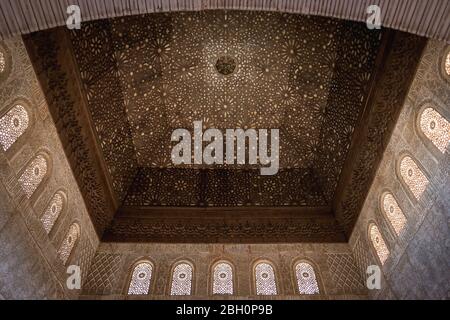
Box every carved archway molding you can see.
[0,0,449,42]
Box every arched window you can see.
[369,224,389,265]
[0,104,29,151]
[18,154,48,198]
[399,156,429,200]
[381,193,407,236]
[212,262,233,295]
[0,43,11,82]
[419,107,450,153]
[128,261,153,295]
[295,262,320,294]
[58,223,80,265]
[40,191,65,234]
[445,51,450,76]
[0,49,5,74]
[255,262,277,295]
[170,263,193,295]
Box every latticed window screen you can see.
[255,262,277,295]
[212,262,233,295]
[399,156,429,200]
[382,193,407,236]
[445,51,450,76]
[40,192,64,234]
[128,262,153,295]
[18,154,48,198]
[170,263,193,295]
[58,223,80,265]
[295,262,320,294]
[0,49,5,73]
[419,107,450,153]
[369,224,389,265]
[0,105,29,151]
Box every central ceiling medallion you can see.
[215,55,237,75]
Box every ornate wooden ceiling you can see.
[68,11,381,207]
[23,11,427,243]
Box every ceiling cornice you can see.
[0,0,449,42]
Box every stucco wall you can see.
[0,37,99,299]
[350,39,450,300]
[80,242,367,299]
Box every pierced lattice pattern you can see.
[18,155,47,198]
[369,224,389,265]
[40,192,64,234]
[382,193,407,236]
[419,107,450,153]
[170,263,193,295]
[0,49,5,73]
[0,105,29,151]
[295,262,320,294]
[255,263,277,295]
[399,156,429,200]
[58,223,80,265]
[128,262,153,295]
[213,263,233,295]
